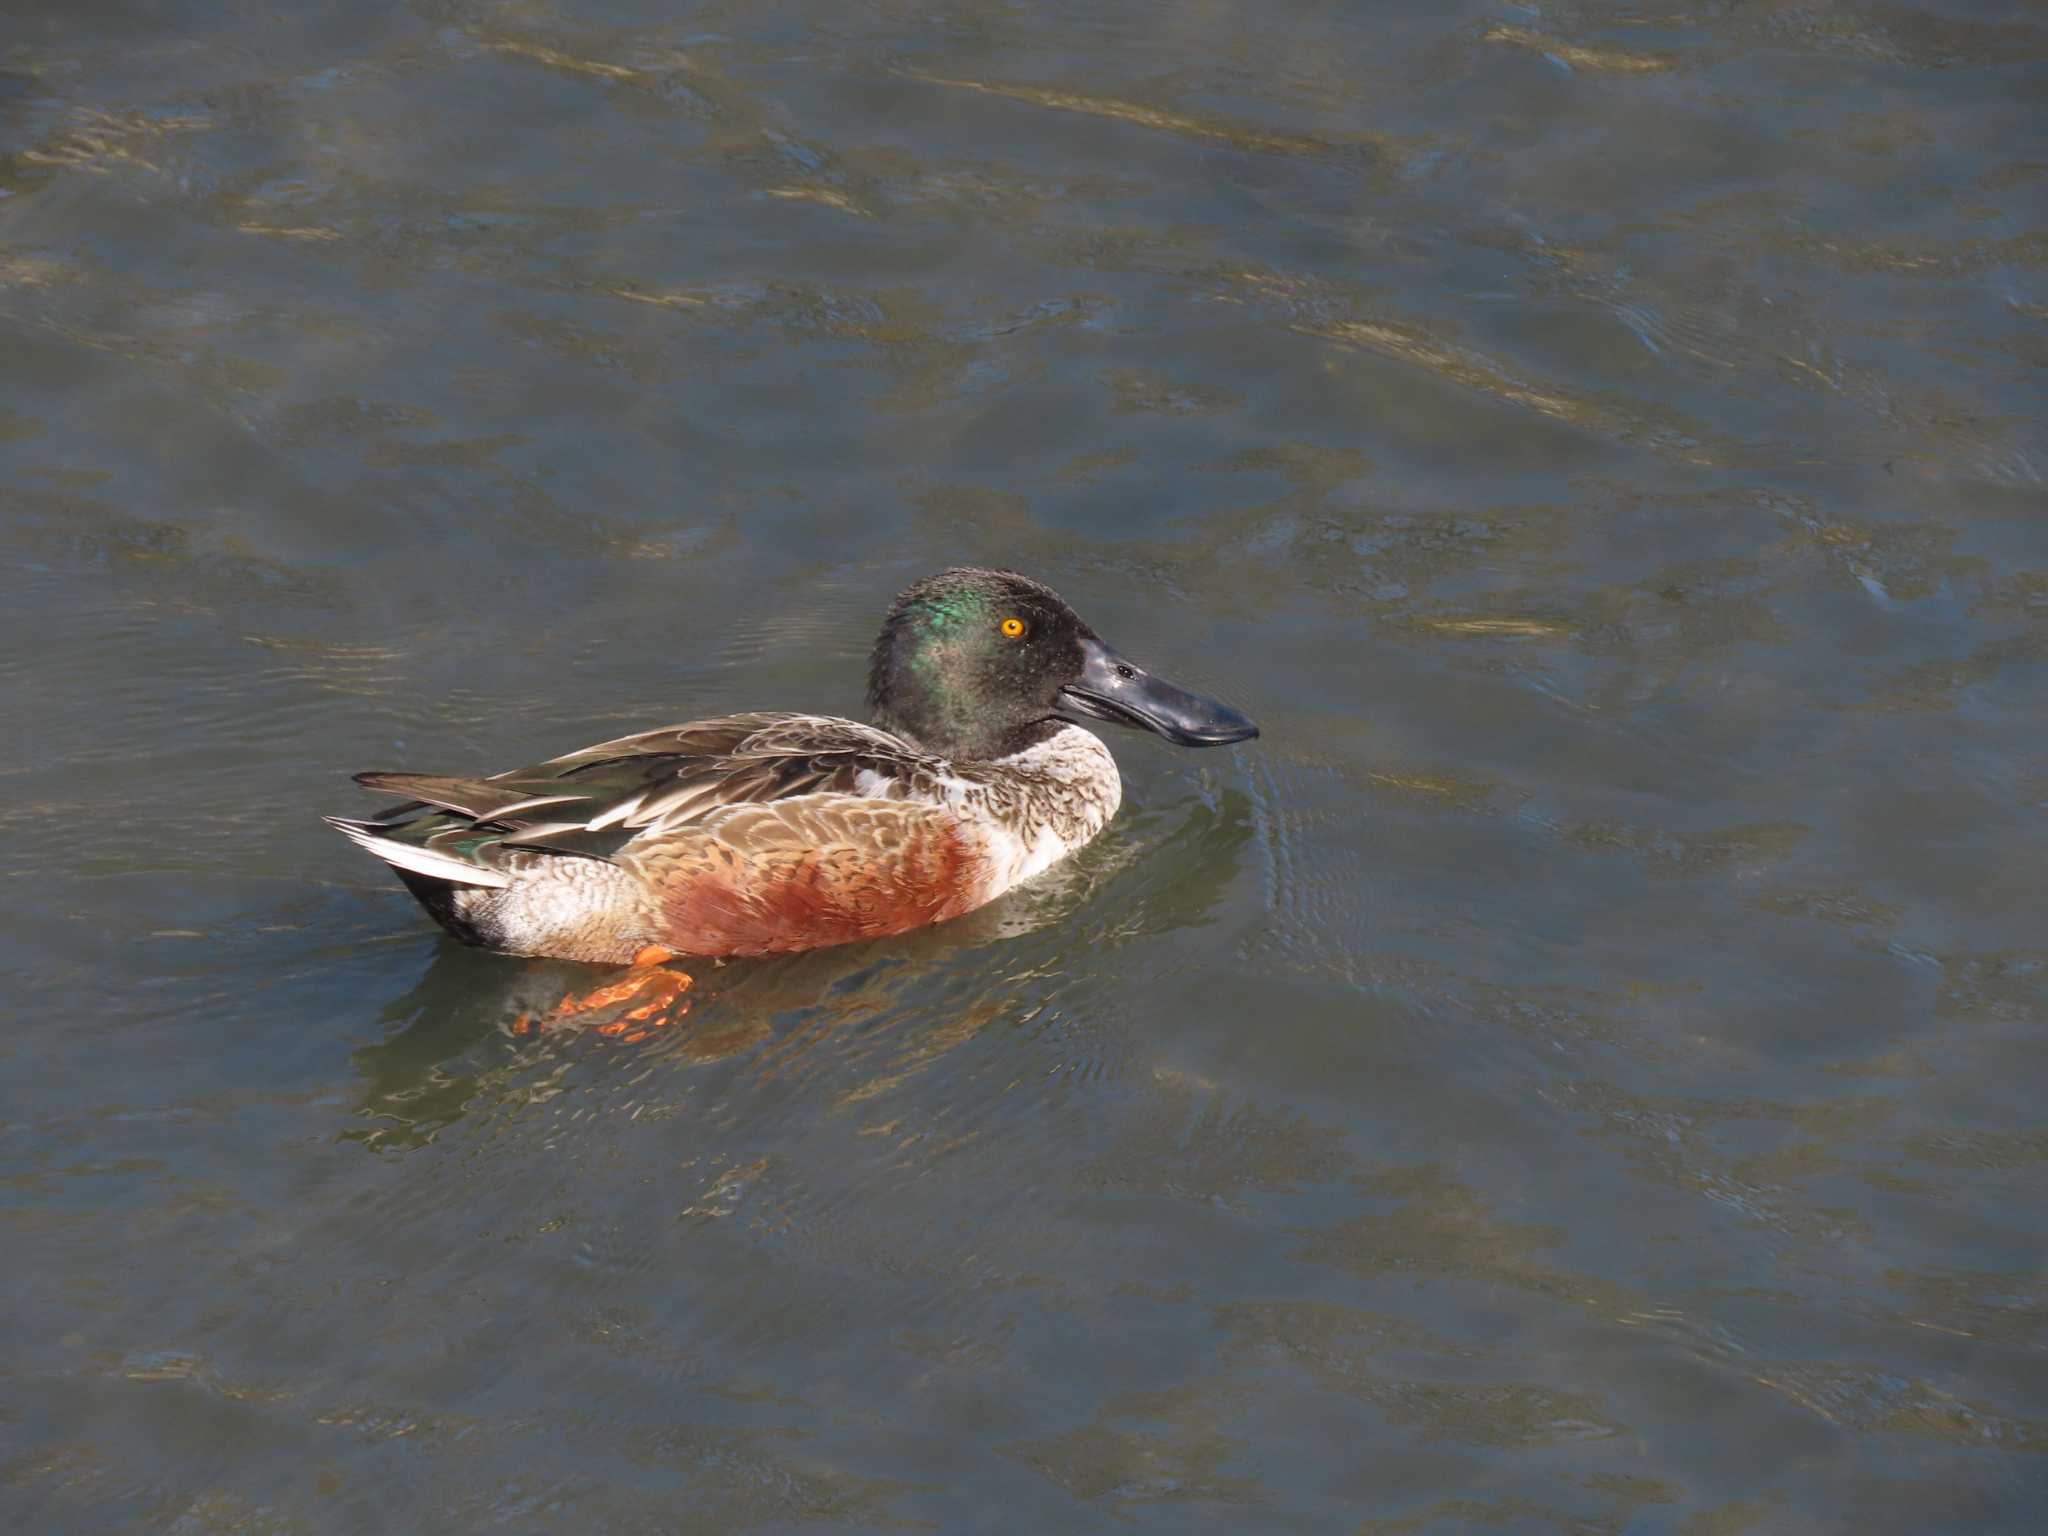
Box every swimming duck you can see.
[328,568,1257,971]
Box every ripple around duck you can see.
[1241,751,1383,987]
[239,777,1284,1370]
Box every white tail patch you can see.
[325,818,513,888]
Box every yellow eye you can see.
[1000,616,1027,638]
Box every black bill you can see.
[1057,637,1259,747]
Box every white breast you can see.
[969,724,1123,893]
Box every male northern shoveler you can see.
[328,568,1257,985]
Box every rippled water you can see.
[5,0,2046,1529]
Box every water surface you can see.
[4,0,2046,1530]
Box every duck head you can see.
[867,568,1259,761]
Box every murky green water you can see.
[5,0,2046,1529]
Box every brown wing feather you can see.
[351,772,583,822]
[344,713,947,882]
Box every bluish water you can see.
[3,1,2045,1530]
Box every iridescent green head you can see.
[866,568,1259,762]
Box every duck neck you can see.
[871,695,1063,762]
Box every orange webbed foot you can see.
[517,947,695,1041]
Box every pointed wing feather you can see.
[351,772,585,823]
[334,713,941,882]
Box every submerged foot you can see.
[513,946,694,1042]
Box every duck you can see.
[327,568,1258,979]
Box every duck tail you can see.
[324,816,514,888]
